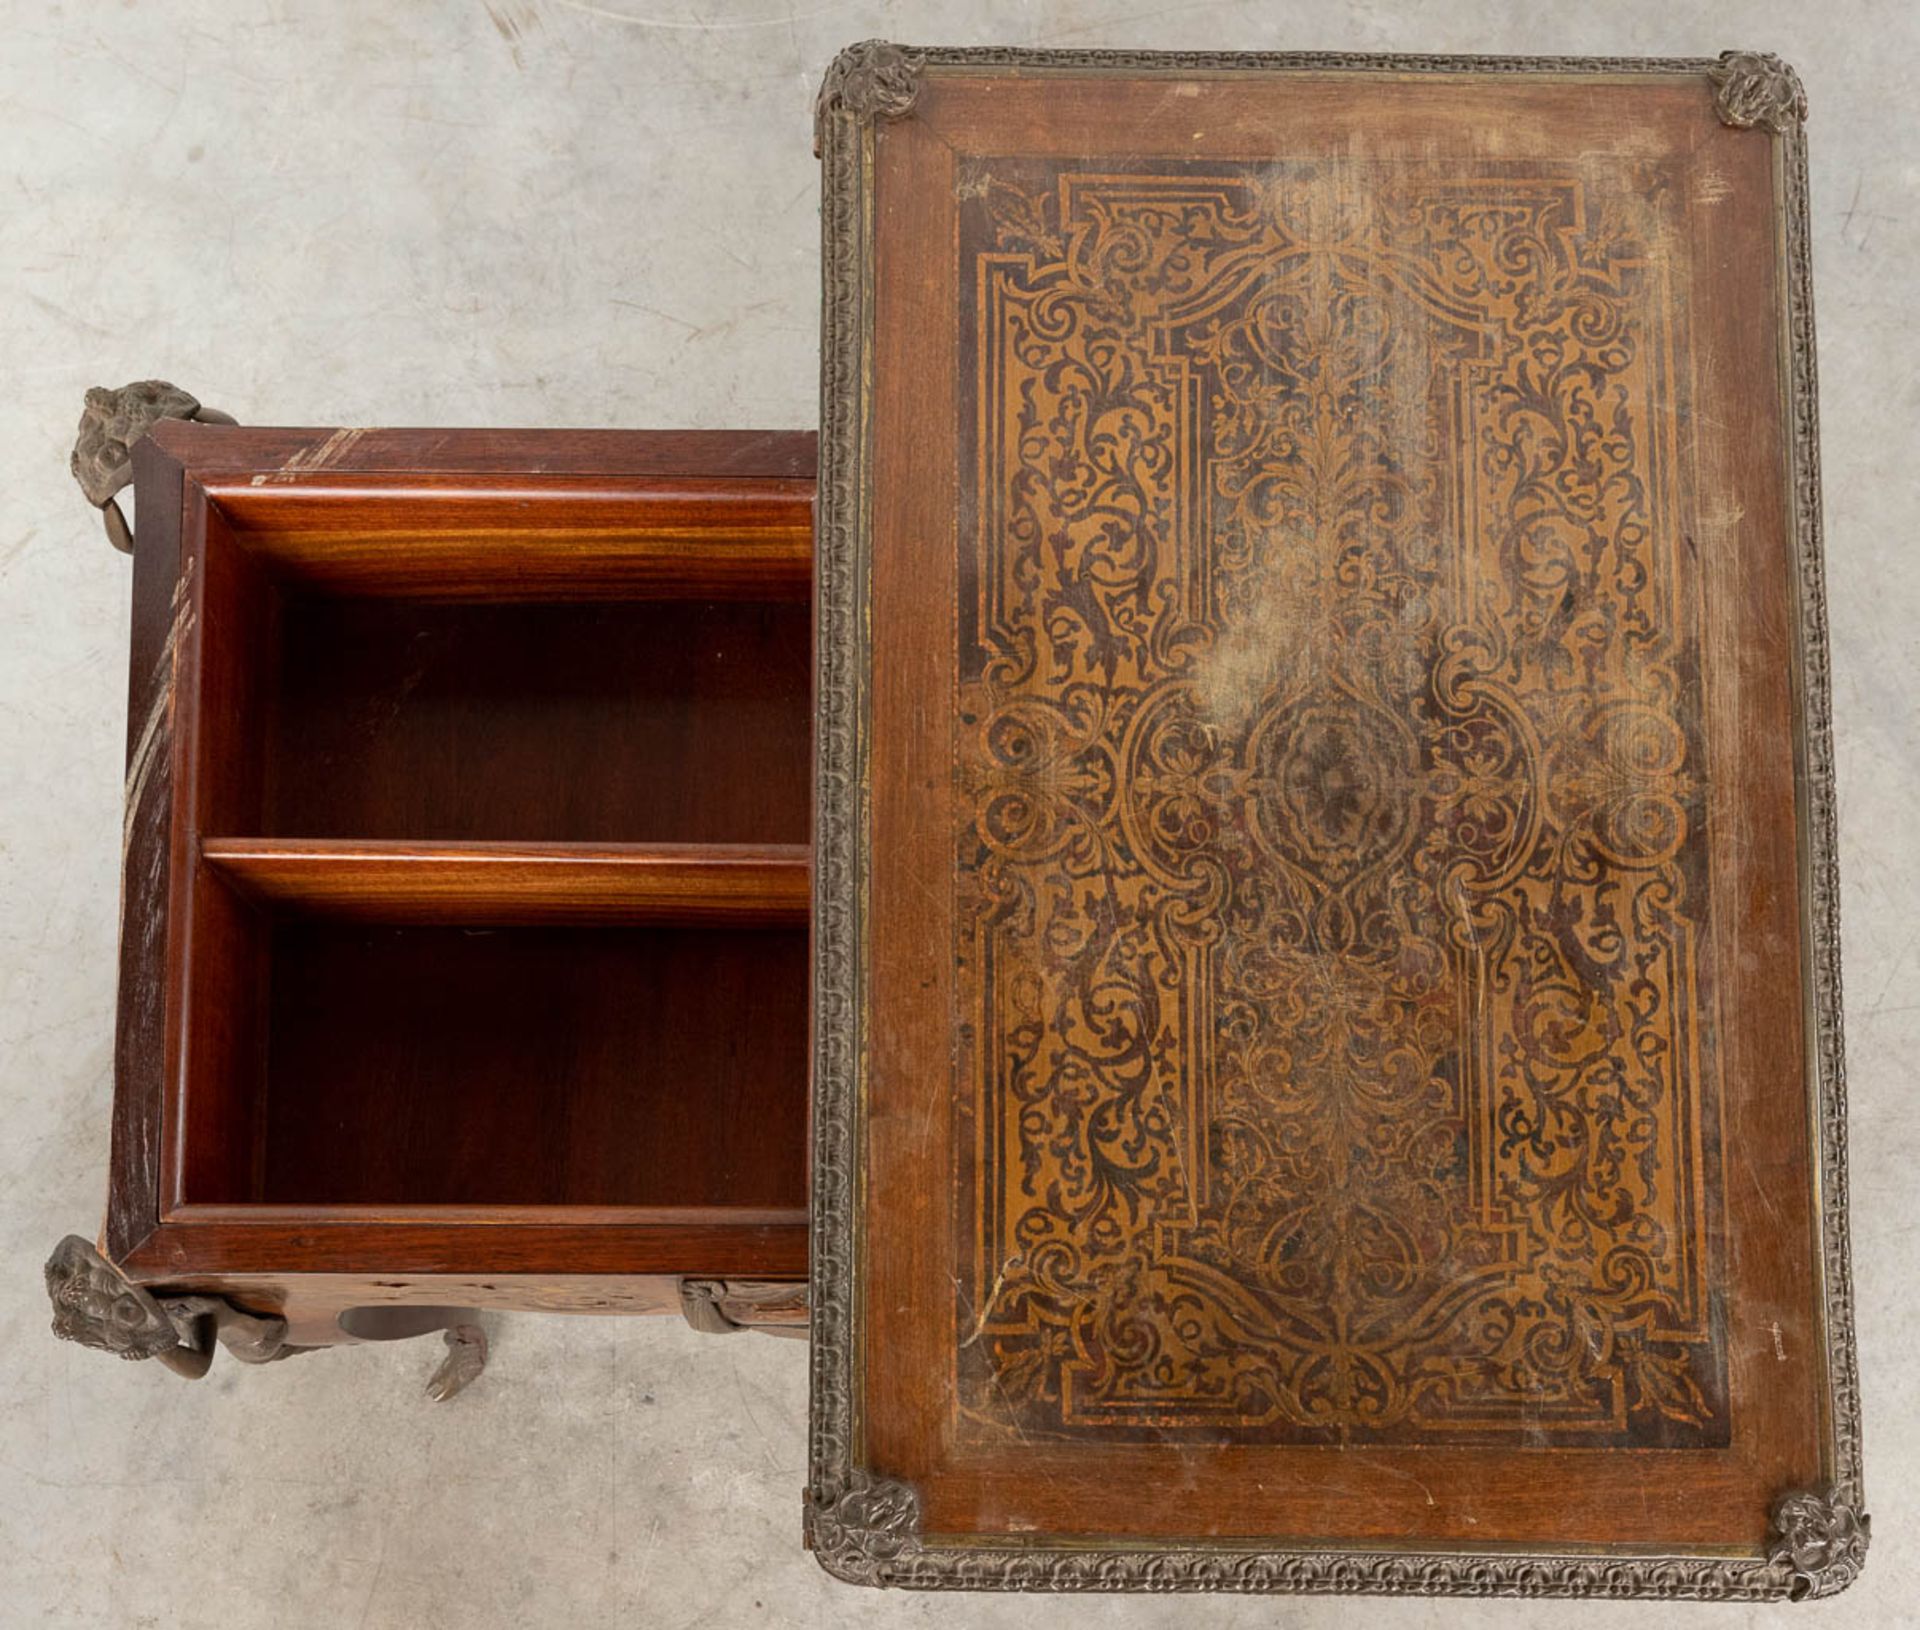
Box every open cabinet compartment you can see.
[192,482,811,844]
[178,863,809,1210]
[259,595,809,843]
[113,428,817,1280]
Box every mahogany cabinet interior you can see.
[97,424,816,1350]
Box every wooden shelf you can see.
[202,837,809,926]
[205,472,812,599]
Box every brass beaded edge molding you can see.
[807,43,1862,1598]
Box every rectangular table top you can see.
[808,45,1863,1600]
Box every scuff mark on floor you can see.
[483,0,544,67]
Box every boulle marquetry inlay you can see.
[955,159,1726,1446]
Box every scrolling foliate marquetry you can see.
[954,159,1728,1448]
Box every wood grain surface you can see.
[839,64,1827,1557]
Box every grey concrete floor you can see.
[2,3,1914,1626]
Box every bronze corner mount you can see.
[679,1277,809,1338]
[70,380,236,554]
[814,40,924,157]
[1711,50,1808,133]
[1770,1486,1871,1601]
[44,1234,294,1379]
[804,1472,923,1584]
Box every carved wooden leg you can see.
[427,1326,489,1402]
[337,1306,490,1400]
